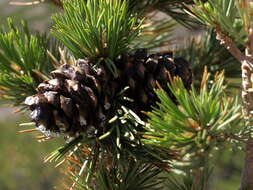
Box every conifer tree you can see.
[0,0,251,189]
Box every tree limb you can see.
[215,27,245,63]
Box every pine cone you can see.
[116,49,192,115]
[25,59,116,137]
[25,49,192,137]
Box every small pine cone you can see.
[25,59,114,138]
[117,49,192,115]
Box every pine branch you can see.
[2,1,230,190]
[144,69,242,169]
[215,26,245,62]
[0,19,59,106]
[190,0,247,45]
[189,1,253,189]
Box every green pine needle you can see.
[144,69,242,150]
[96,161,164,190]
[0,19,58,105]
[190,0,247,45]
[52,0,143,61]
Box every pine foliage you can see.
[191,0,247,45]
[0,19,58,105]
[0,0,250,189]
[52,0,142,60]
[144,68,242,170]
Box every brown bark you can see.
[215,27,253,190]
[215,28,245,62]
[240,53,253,190]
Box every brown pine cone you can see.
[116,49,192,115]
[25,59,115,137]
[25,49,192,137]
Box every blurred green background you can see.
[0,1,244,190]
[0,114,62,190]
